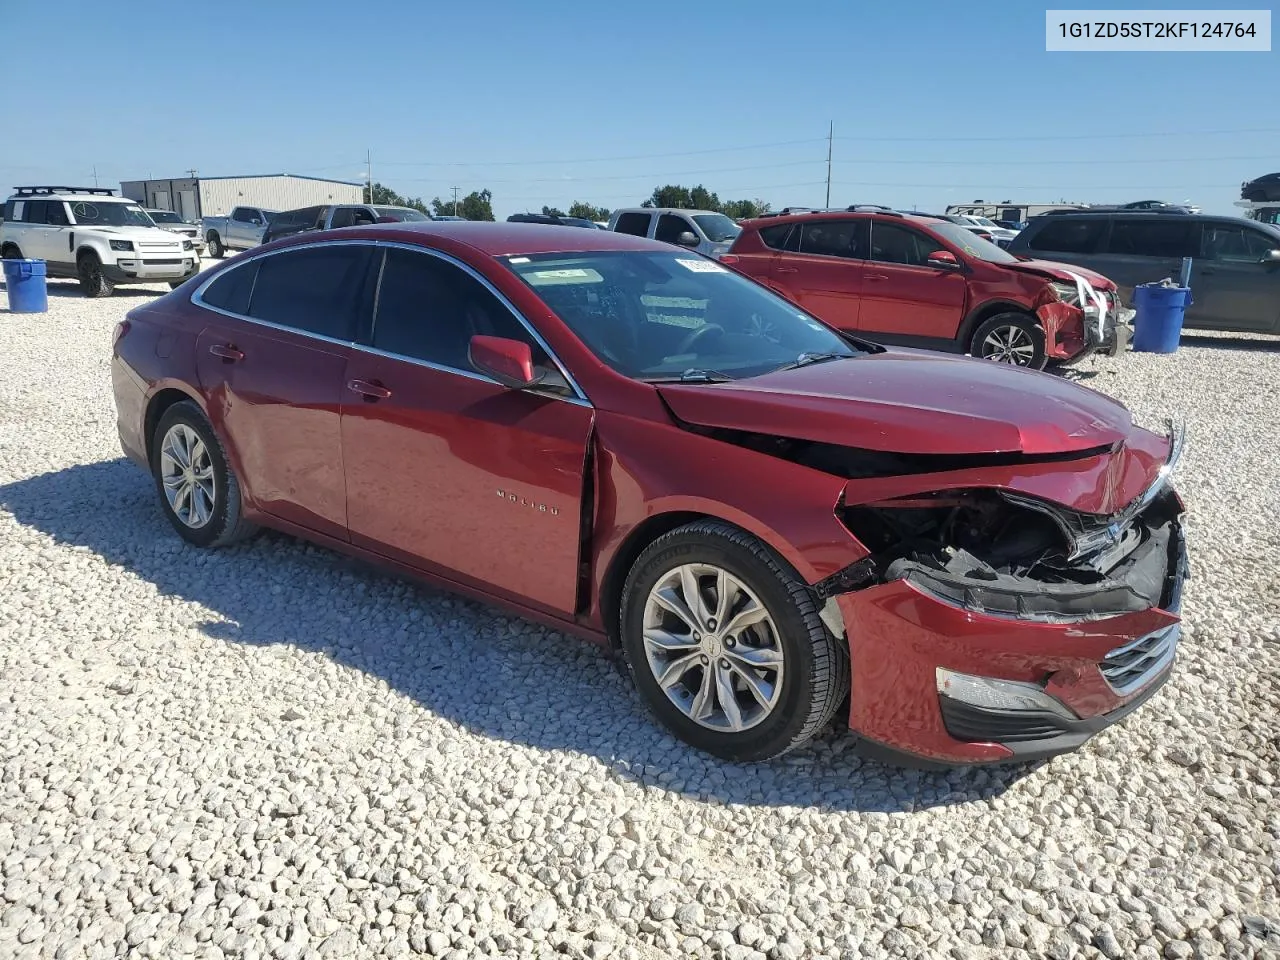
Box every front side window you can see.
[1026,217,1108,255]
[247,245,370,340]
[1201,223,1279,262]
[231,207,252,222]
[372,248,547,372]
[506,251,863,381]
[868,222,940,267]
[45,202,70,226]
[328,207,355,229]
[655,214,693,244]
[373,206,429,222]
[1105,219,1199,258]
[798,220,866,259]
[614,212,651,237]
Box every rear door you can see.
[1193,221,1280,332]
[726,221,793,288]
[770,219,868,331]
[858,220,967,341]
[340,244,593,616]
[195,242,375,540]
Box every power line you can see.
[832,179,1235,191]
[372,137,827,168]
[835,127,1279,143]
[389,159,822,185]
[835,154,1277,167]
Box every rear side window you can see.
[201,263,259,315]
[22,200,47,224]
[1026,218,1108,254]
[1105,219,1199,258]
[799,220,867,258]
[247,245,371,340]
[758,223,794,250]
[614,212,650,237]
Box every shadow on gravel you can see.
[1178,333,1280,353]
[1,459,1040,813]
[0,280,166,301]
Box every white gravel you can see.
[1,273,1278,960]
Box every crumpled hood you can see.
[1006,257,1115,291]
[658,349,1133,456]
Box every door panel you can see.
[774,255,863,330]
[196,322,349,540]
[857,264,967,340]
[341,355,593,615]
[1189,261,1280,332]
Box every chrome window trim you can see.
[189,237,591,407]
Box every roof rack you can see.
[845,204,902,216]
[13,185,117,197]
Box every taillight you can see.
[112,320,130,348]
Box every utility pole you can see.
[451,186,460,216]
[824,122,833,208]
[366,149,373,203]
[92,165,99,188]
[187,168,198,179]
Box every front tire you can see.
[970,313,1046,368]
[206,233,225,258]
[151,401,257,548]
[1,243,23,259]
[620,521,848,762]
[77,252,114,298]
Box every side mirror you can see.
[927,250,960,269]
[249,218,262,226]
[469,335,545,389]
[1263,248,1280,264]
[675,231,700,247]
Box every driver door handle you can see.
[347,379,391,401]
[865,273,889,281]
[776,266,798,274]
[208,344,244,362]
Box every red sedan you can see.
[111,223,1188,766]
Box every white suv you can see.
[0,186,201,297]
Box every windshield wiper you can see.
[644,368,735,383]
[773,351,849,372]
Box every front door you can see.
[1192,221,1280,332]
[771,219,868,331]
[341,245,593,616]
[859,220,968,342]
[194,242,374,540]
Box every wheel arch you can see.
[75,242,107,263]
[958,299,1035,349]
[143,385,206,463]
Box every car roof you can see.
[7,192,134,203]
[1027,211,1252,223]
[290,221,673,256]
[611,208,724,216]
[740,209,942,228]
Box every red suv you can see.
[725,207,1126,368]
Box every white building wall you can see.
[198,176,363,216]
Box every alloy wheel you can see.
[159,423,216,528]
[641,563,785,732]
[981,324,1036,365]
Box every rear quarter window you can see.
[200,262,259,315]
[758,223,795,250]
[1026,218,1108,254]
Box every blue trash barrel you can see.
[1131,283,1192,354]
[2,258,49,313]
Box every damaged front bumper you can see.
[823,424,1189,766]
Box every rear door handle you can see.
[865,273,889,281]
[776,266,798,274]
[208,344,244,362]
[347,379,391,401]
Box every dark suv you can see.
[263,204,429,244]
[726,207,1126,367]
[1008,212,1280,335]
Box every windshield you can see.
[373,206,429,222]
[69,201,155,227]
[692,214,741,243]
[928,221,1019,263]
[148,210,183,224]
[505,251,862,381]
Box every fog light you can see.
[935,668,1077,718]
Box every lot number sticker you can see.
[675,258,727,273]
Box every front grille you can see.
[939,697,1069,744]
[138,242,180,250]
[142,258,182,265]
[1101,625,1179,695]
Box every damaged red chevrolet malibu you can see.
[111,223,1188,766]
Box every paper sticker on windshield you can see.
[522,267,603,286]
[675,258,727,273]
[508,256,531,263]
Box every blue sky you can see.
[2,0,1275,217]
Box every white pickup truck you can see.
[202,205,277,258]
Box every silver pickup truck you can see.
[202,205,277,258]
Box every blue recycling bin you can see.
[1131,283,1191,354]
[2,258,48,313]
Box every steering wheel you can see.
[675,323,725,355]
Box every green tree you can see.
[644,185,694,209]
[365,181,429,214]
[689,185,721,211]
[430,189,495,221]
[540,205,566,217]
[721,198,771,220]
[568,202,610,221]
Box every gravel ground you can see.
[1,273,1278,960]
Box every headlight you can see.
[1049,280,1080,304]
[182,240,194,251]
[109,239,134,252]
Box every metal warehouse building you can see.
[119,174,364,222]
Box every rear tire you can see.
[206,233,225,258]
[619,520,848,762]
[970,312,1046,369]
[77,252,114,298]
[1,243,22,259]
[151,401,258,548]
